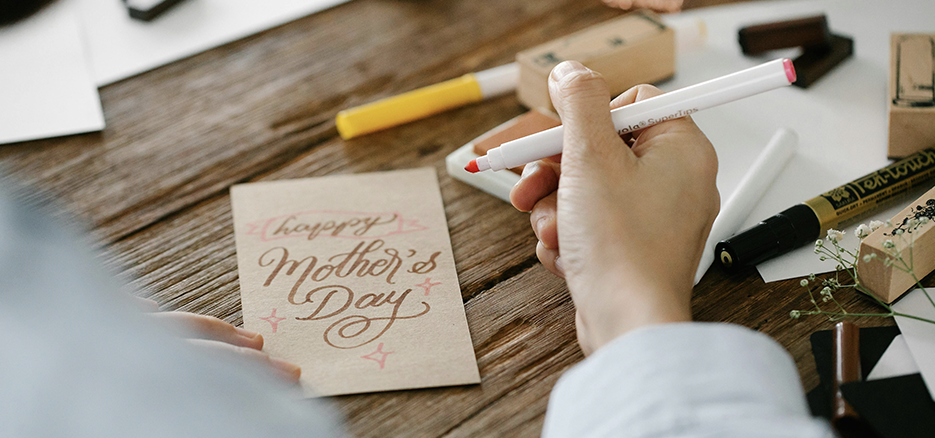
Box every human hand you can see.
[510,61,718,355]
[134,296,301,383]
[602,0,683,13]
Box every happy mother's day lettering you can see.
[259,239,441,349]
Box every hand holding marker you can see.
[465,58,797,173]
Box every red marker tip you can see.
[464,159,479,173]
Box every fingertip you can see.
[233,325,263,350]
[530,197,558,250]
[235,326,259,339]
[270,357,302,383]
[548,62,609,119]
[510,161,558,213]
[509,163,537,212]
[610,84,664,110]
[549,60,589,83]
[253,333,265,350]
[535,241,564,279]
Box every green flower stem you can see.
[794,227,935,328]
[805,286,823,313]
[893,312,935,325]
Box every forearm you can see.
[543,323,834,437]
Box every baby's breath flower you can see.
[863,254,875,263]
[823,296,831,302]
[815,240,824,249]
[921,217,930,225]
[800,279,809,287]
[827,229,845,242]
[809,273,816,281]
[885,220,893,227]
[790,310,801,319]
[855,224,871,239]
[870,220,884,231]
[895,229,905,235]
[820,287,832,297]
[883,239,895,249]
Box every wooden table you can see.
[0,0,903,436]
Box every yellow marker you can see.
[336,63,518,139]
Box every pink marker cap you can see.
[783,58,797,83]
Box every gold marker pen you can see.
[717,147,935,269]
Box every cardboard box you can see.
[515,10,675,112]
[888,33,935,158]
[858,184,935,303]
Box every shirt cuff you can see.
[542,322,833,437]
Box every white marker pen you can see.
[464,58,796,173]
[693,128,798,285]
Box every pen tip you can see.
[464,159,479,173]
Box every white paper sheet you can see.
[75,0,351,86]
[892,289,935,398]
[867,334,919,381]
[663,0,935,283]
[0,1,104,145]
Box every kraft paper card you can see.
[231,168,480,396]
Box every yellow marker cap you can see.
[336,74,484,140]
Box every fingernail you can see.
[519,161,539,180]
[270,357,302,382]
[550,61,588,82]
[535,215,549,240]
[235,327,260,339]
[554,257,565,277]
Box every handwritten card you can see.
[231,168,480,396]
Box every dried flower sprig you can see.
[791,218,935,325]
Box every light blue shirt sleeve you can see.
[0,186,344,437]
[542,323,835,438]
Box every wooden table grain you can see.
[0,0,907,436]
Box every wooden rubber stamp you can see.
[736,15,853,89]
[515,9,674,111]
[738,15,831,55]
[888,33,935,158]
[791,34,854,89]
[858,184,935,303]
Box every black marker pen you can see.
[717,147,935,270]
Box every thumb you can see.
[548,61,629,167]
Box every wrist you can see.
[570,272,693,352]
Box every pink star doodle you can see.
[259,308,286,333]
[415,277,442,296]
[360,343,393,369]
